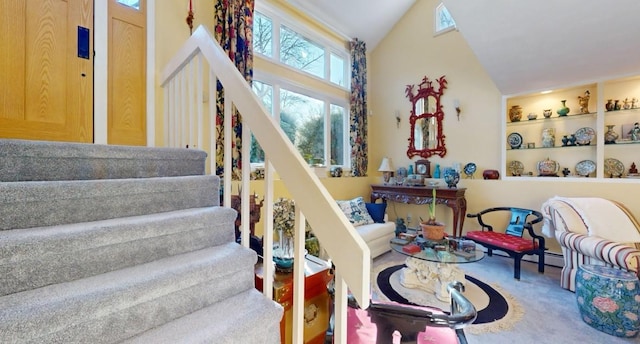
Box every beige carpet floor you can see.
[372,250,639,344]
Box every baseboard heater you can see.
[476,248,564,268]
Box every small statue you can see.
[623,98,631,110]
[632,98,638,109]
[629,162,638,175]
[578,90,590,114]
[629,122,640,141]
[395,218,407,236]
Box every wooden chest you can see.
[255,255,332,344]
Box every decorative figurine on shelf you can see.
[578,90,590,114]
[629,162,638,175]
[632,98,638,109]
[629,122,640,141]
[562,167,571,177]
[543,109,553,118]
[542,128,556,148]
[623,98,632,110]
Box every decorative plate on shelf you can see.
[604,158,625,177]
[574,127,596,145]
[575,160,596,177]
[507,132,523,149]
[463,162,477,178]
[508,160,524,176]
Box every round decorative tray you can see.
[574,127,596,145]
[508,160,524,176]
[575,160,596,177]
[508,132,523,149]
[604,158,624,177]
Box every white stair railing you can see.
[160,25,370,344]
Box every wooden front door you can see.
[108,0,146,146]
[0,0,94,143]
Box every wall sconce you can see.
[395,110,401,128]
[453,99,461,121]
[378,157,395,184]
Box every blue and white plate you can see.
[463,162,477,177]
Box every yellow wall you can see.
[154,0,215,147]
[369,0,640,253]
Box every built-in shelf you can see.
[503,76,640,180]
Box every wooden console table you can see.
[370,184,467,238]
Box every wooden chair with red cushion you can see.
[465,207,546,280]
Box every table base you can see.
[399,257,465,302]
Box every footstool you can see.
[575,264,640,338]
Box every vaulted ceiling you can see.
[286,0,640,96]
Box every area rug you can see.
[372,262,523,334]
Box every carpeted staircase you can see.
[0,139,283,343]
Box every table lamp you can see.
[378,157,394,184]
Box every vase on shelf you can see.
[605,99,614,111]
[561,135,569,146]
[605,124,619,144]
[509,105,522,122]
[557,100,570,116]
[543,109,552,118]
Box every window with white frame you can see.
[251,6,350,168]
[434,3,456,36]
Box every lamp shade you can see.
[378,157,394,172]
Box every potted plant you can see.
[420,188,446,240]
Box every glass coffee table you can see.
[390,237,484,302]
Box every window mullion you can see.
[273,17,281,62]
[324,101,330,166]
[273,85,281,122]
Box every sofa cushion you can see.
[466,231,538,252]
[365,203,387,223]
[337,197,374,226]
[356,221,395,242]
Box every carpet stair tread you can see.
[0,243,257,343]
[0,207,237,296]
[124,288,284,344]
[0,139,207,182]
[0,175,219,230]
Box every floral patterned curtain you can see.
[213,0,255,179]
[349,38,368,177]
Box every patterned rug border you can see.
[371,261,524,334]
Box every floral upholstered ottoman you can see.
[575,264,640,338]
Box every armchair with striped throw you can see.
[541,197,640,291]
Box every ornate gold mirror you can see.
[406,76,447,159]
